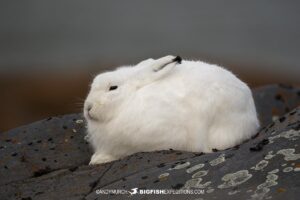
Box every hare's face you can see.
[84,55,181,123]
[84,71,130,123]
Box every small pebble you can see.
[76,119,84,124]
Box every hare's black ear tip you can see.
[173,56,182,64]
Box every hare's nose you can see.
[84,103,93,114]
[87,104,92,112]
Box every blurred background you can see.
[1,0,300,131]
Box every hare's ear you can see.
[152,55,182,72]
[136,58,154,67]
[132,55,182,87]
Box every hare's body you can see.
[84,56,259,164]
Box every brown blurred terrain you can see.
[0,71,89,132]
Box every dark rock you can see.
[0,85,299,200]
[33,166,52,177]
[253,84,300,127]
[249,139,269,152]
[0,114,92,185]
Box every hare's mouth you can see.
[87,112,98,121]
[84,102,100,121]
[84,109,98,121]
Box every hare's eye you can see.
[109,85,118,91]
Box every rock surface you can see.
[253,84,300,127]
[0,84,299,200]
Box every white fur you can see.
[84,55,260,165]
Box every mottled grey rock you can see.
[1,164,111,200]
[0,84,299,200]
[253,84,300,127]
[0,114,92,185]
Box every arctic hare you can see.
[84,55,259,165]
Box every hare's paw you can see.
[89,153,116,165]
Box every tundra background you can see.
[0,0,299,131]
